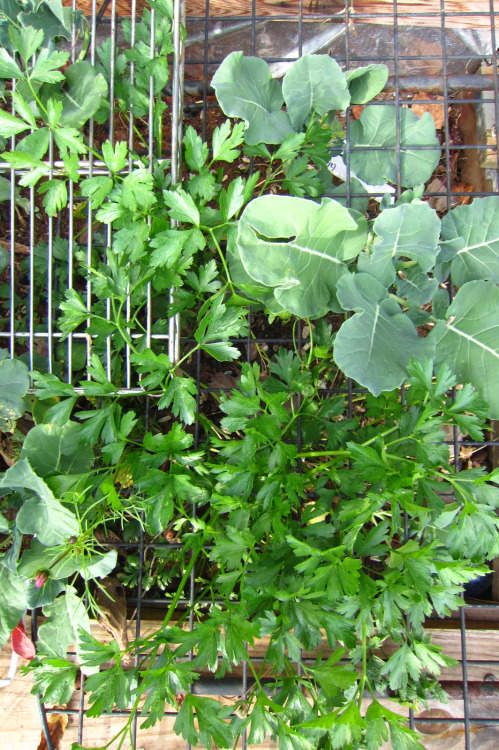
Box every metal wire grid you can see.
[0,0,495,747]
[0,0,183,387]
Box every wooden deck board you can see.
[2,621,499,749]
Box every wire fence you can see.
[2,0,499,748]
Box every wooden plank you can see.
[66,0,495,28]
[2,625,499,748]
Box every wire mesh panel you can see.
[0,0,183,387]
[2,1,499,749]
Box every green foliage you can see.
[0,354,30,431]
[212,51,294,145]
[431,280,499,417]
[236,194,367,317]
[1,12,498,750]
[349,105,441,187]
[0,0,85,52]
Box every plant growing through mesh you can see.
[1,7,499,750]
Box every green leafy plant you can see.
[17,356,499,750]
[1,12,499,750]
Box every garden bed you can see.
[1,2,499,750]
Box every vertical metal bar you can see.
[344,0,351,212]
[9,81,15,361]
[251,0,256,56]
[489,1,499,219]
[126,0,138,390]
[46,135,54,374]
[86,0,98,381]
[460,606,471,750]
[65,0,77,384]
[201,0,210,142]
[393,0,402,199]
[169,0,185,363]
[105,0,117,382]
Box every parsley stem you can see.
[362,424,400,447]
[357,619,367,708]
[295,450,350,459]
[170,343,199,373]
[112,298,140,355]
[207,227,236,295]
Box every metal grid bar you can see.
[0,0,494,747]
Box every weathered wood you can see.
[2,621,499,748]
[65,0,495,28]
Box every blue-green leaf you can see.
[431,280,499,418]
[0,567,27,649]
[212,51,293,145]
[282,54,350,130]
[345,63,389,104]
[441,196,499,286]
[0,356,30,431]
[349,105,441,187]
[334,273,434,394]
[236,195,367,318]
[0,458,79,545]
[368,200,441,283]
[20,422,93,477]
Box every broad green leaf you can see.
[369,200,441,282]
[16,127,50,160]
[440,196,499,286]
[282,54,350,130]
[396,267,438,306]
[0,238,7,273]
[0,356,30,431]
[0,567,27,649]
[37,587,91,660]
[8,25,44,61]
[39,178,68,215]
[26,577,66,609]
[349,105,441,187]
[431,280,499,418]
[212,51,293,145]
[0,458,79,546]
[184,125,208,172]
[345,63,389,104]
[40,61,107,129]
[0,47,23,79]
[0,110,31,137]
[17,0,81,47]
[334,273,433,394]
[80,549,117,581]
[236,195,367,318]
[101,140,128,173]
[20,422,93,476]
[163,188,200,226]
[212,120,245,162]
